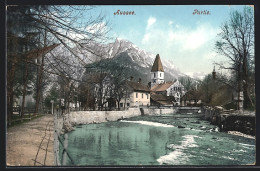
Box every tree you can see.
[7,5,111,121]
[178,76,197,91]
[7,6,46,123]
[215,6,254,109]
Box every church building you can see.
[150,54,185,106]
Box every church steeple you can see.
[151,54,164,72]
[212,66,216,80]
[151,54,164,88]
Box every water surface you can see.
[61,114,255,166]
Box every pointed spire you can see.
[151,54,164,72]
[212,66,216,80]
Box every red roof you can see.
[151,94,176,104]
[126,80,150,92]
[151,81,175,92]
[151,54,164,72]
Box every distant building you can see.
[151,80,185,105]
[120,78,150,108]
[150,54,185,106]
[180,89,202,106]
[150,93,176,107]
[151,54,165,88]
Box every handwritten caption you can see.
[192,9,211,15]
[114,10,135,15]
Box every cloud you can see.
[142,33,151,44]
[168,20,173,25]
[142,22,218,51]
[146,17,156,30]
[140,21,219,73]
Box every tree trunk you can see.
[242,55,251,109]
[35,56,44,113]
[35,30,47,114]
[21,60,29,119]
[7,58,16,125]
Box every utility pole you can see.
[51,100,54,115]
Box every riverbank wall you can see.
[202,106,255,136]
[66,107,178,126]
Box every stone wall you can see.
[143,108,177,115]
[202,106,255,136]
[67,107,177,126]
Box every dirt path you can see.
[6,114,55,166]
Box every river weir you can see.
[55,109,255,166]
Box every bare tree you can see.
[7,5,111,120]
[214,6,254,109]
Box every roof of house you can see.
[151,54,164,72]
[151,93,176,101]
[180,89,201,101]
[151,81,175,92]
[126,80,150,92]
[151,94,176,104]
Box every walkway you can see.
[6,114,54,166]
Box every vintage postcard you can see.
[6,4,256,167]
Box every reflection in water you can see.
[63,114,255,166]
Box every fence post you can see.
[54,112,61,166]
[62,133,68,165]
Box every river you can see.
[60,113,255,166]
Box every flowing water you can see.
[60,114,255,166]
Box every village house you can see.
[150,93,176,107]
[119,78,150,109]
[150,54,186,106]
[180,89,202,106]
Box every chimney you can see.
[148,82,151,88]
[130,76,133,81]
[138,78,141,83]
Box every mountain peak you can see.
[115,38,130,43]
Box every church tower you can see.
[212,66,216,80]
[151,54,164,88]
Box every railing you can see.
[53,111,75,166]
[8,107,40,126]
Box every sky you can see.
[83,5,253,76]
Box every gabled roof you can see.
[151,54,164,72]
[126,80,150,92]
[181,89,201,101]
[151,81,175,92]
[151,94,176,105]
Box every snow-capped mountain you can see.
[185,72,206,80]
[45,38,189,86]
[76,38,185,80]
